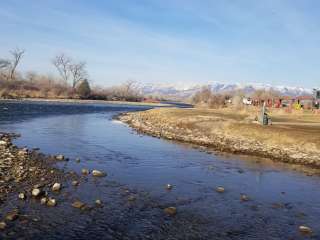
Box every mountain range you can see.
[141,82,313,100]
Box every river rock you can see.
[72,180,79,186]
[5,209,19,221]
[92,170,106,177]
[166,184,173,190]
[164,207,177,216]
[18,192,26,200]
[128,195,136,201]
[52,183,61,192]
[47,198,57,207]
[40,197,47,205]
[299,225,312,234]
[0,221,6,230]
[216,187,225,193]
[55,154,65,161]
[32,188,42,197]
[72,200,86,209]
[240,194,249,202]
[81,169,89,175]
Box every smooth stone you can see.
[81,169,89,175]
[164,207,177,216]
[240,194,249,201]
[47,198,57,207]
[92,170,106,177]
[5,210,19,221]
[72,201,86,209]
[128,195,136,202]
[0,221,6,230]
[40,197,47,205]
[52,183,61,192]
[216,187,225,193]
[72,180,79,186]
[32,188,41,197]
[299,225,312,234]
[18,193,26,200]
[55,154,65,161]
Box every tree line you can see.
[0,48,142,101]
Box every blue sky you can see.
[0,0,319,88]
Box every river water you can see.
[0,100,319,239]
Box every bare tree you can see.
[52,54,72,84]
[8,48,25,81]
[69,61,88,88]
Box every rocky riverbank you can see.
[119,108,320,167]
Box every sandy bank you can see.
[119,108,320,167]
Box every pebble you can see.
[47,198,57,207]
[164,207,177,216]
[216,187,225,193]
[72,180,79,186]
[32,188,42,197]
[0,221,6,230]
[299,225,312,234]
[5,209,19,221]
[72,200,86,209]
[240,194,249,202]
[95,199,102,206]
[18,193,26,200]
[52,183,61,192]
[40,197,47,205]
[55,154,65,161]
[128,195,136,202]
[92,170,106,177]
[81,169,89,175]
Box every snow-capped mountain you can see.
[141,82,313,100]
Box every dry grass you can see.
[144,107,320,152]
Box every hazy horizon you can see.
[0,0,319,88]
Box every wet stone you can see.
[55,154,65,161]
[240,194,249,202]
[92,170,106,177]
[18,193,26,200]
[216,187,225,193]
[5,209,19,221]
[164,207,177,216]
[47,198,57,207]
[72,200,86,209]
[0,221,6,230]
[32,188,42,197]
[40,197,47,205]
[52,183,61,192]
[128,195,136,202]
[72,180,79,186]
[299,225,312,234]
[81,169,89,175]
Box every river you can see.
[0,100,319,239]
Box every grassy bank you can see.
[120,107,320,167]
